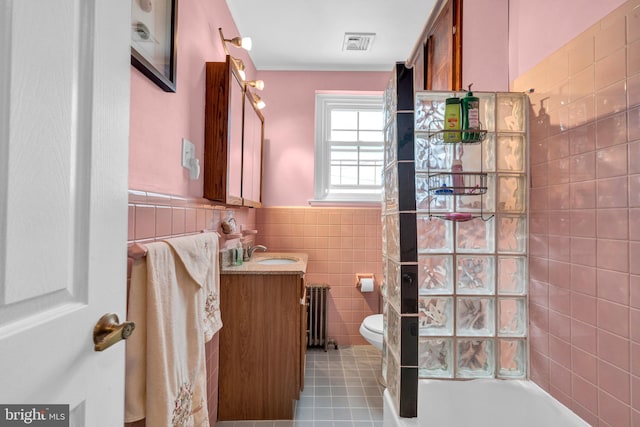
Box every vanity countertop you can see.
[220,252,308,275]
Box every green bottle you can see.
[461,84,480,141]
[443,97,461,142]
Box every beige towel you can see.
[124,254,148,422]
[164,233,222,341]
[125,233,222,427]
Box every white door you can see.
[0,0,130,425]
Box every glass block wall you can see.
[382,75,529,417]
[382,63,418,418]
[414,91,529,380]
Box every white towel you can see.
[125,233,222,427]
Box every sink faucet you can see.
[244,244,267,261]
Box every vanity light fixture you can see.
[251,92,266,110]
[218,27,266,110]
[245,79,265,91]
[225,35,252,51]
[230,57,246,80]
[218,27,252,53]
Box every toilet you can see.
[359,314,383,350]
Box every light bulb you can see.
[240,37,252,51]
[247,80,265,90]
[231,58,246,81]
[254,96,266,110]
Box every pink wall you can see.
[129,0,257,196]
[512,0,640,425]
[255,207,383,345]
[462,0,509,91]
[508,0,627,80]
[257,71,390,206]
[129,0,391,208]
[463,0,629,89]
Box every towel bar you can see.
[127,242,148,260]
[127,230,221,260]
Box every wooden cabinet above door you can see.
[409,0,462,91]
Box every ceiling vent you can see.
[342,32,375,51]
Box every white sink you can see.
[256,258,298,265]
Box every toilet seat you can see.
[359,314,383,350]
[363,314,383,334]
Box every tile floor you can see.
[216,345,385,427]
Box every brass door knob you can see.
[93,313,135,352]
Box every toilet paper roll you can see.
[359,277,374,292]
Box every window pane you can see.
[331,146,357,187]
[359,130,384,142]
[332,147,358,162]
[331,110,357,130]
[315,94,384,201]
[331,165,358,185]
[359,166,380,185]
[331,130,357,142]
[331,145,358,154]
[360,145,383,158]
[360,111,383,130]
[330,144,383,188]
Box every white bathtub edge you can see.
[383,389,418,427]
[383,379,591,427]
[523,380,591,427]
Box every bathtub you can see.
[383,379,590,427]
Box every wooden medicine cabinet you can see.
[241,88,264,207]
[204,56,264,207]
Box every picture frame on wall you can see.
[131,0,178,92]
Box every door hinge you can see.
[452,25,457,35]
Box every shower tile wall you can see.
[255,207,383,345]
[512,1,640,425]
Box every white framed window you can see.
[312,93,384,204]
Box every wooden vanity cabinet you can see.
[218,273,306,420]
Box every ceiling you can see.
[224,0,438,72]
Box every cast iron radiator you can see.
[306,284,336,351]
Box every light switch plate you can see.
[182,138,195,168]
